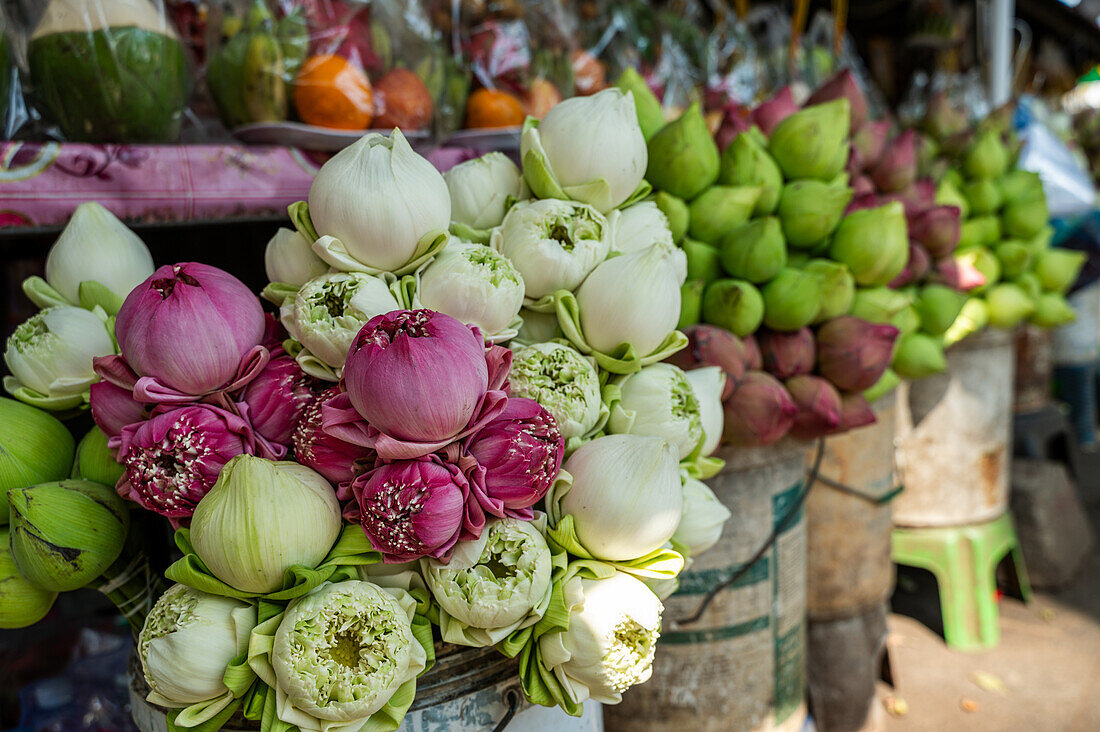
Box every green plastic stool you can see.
[892,512,1031,652]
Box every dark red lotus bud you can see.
[816,316,900,392]
[786,375,842,440]
[807,69,869,132]
[758,328,815,380]
[667,325,748,399]
[722,371,797,447]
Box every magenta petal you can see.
[485,344,513,393]
[93,354,140,391]
[296,388,375,484]
[90,380,146,438]
[240,354,315,445]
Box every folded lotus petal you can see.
[92,354,140,391]
[361,389,509,461]
[295,387,375,485]
[89,380,146,438]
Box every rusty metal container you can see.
[605,440,808,732]
[1014,325,1052,413]
[807,601,890,732]
[894,328,1015,527]
[130,645,604,732]
[806,393,897,621]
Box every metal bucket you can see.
[806,393,897,621]
[806,601,889,732]
[129,645,604,732]
[604,440,808,732]
[1014,325,1052,413]
[894,328,1015,528]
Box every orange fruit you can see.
[371,68,433,131]
[465,88,526,129]
[294,54,373,130]
[523,78,562,119]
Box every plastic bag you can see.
[4,0,191,143]
[1015,95,1096,220]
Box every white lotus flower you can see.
[140,584,256,712]
[417,240,524,340]
[443,152,529,232]
[613,201,674,255]
[685,367,726,456]
[422,517,553,646]
[521,88,648,213]
[608,363,703,460]
[41,201,154,309]
[308,129,450,273]
[265,228,328,287]
[4,306,115,409]
[491,199,611,300]
[674,477,731,557]
[538,571,662,705]
[280,272,399,376]
[574,242,684,355]
[558,434,681,561]
[509,342,602,440]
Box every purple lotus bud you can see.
[466,397,564,512]
[344,310,492,445]
[851,176,876,197]
[339,455,473,562]
[715,103,753,151]
[786,375,842,441]
[816,316,900,392]
[722,371,797,447]
[667,325,748,399]
[880,179,935,219]
[807,70,868,132]
[758,328,815,379]
[241,355,318,445]
[933,257,986,292]
[742,334,763,370]
[89,380,145,438]
[751,86,797,137]
[871,130,917,193]
[113,404,272,522]
[293,387,374,485]
[115,263,266,397]
[846,148,864,178]
[845,193,882,215]
[836,393,876,432]
[909,205,961,259]
[888,244,932,288]
[852,120,890,170]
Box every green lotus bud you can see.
[959,216,1002,249]
[915,284,968,336]
[803,259,855,322]
[616,67,665,141]
[719,217,787,283]
[777,179,853,248]
[688,186,762,244]
[646,103,719,200]
[986,283,1036,329]
[935,178,970,220]
[1026,225,1054,258]
[8,480,128,592]
[962,179,1003,216]
[1034,249,1086,294]
[963,129,1009,180]
[71,427,124,487]
[702,279,764,337]
[0,398,74,525]
[828,202,909,286]
[956,246,1001,293]
[891,306,922,336]
[762,268,823,331]
[1014,271,1042,300]
[999,170,1044,204]
[994,241,1031,278]
[683,239,722,283]
[1002,195,1049,240]
[678,280,705,329]
[1030,293,1076,328]
[719,131,783,215]
[863,368,901,402]
[653,191,690,243]
[850,286,913,323]
[944,298,990,347]
[787,251,811,268]
[893,333,946,379]
[0,527,56,628]
[768,99,851,181]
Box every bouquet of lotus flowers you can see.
[1,89,732,731]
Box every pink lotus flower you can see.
[90,380,145,438]
[111,403,279,521]
[807,70,868,132]
[909,205,961,259]
[871,130,917,193]
[241,355,317,445]
[114,263,267,399]
[751,87,797,137]
[339,455,479,562]
[293,387,375,485]
[786,375,842,440]
[465,397,563,512]
[758,328,815,380]
[816,317,899,392]
[933,257,986,291]
[722,371,797,446]
[836,393,876,432]
[326,310,511,459]
[666,325,748,399]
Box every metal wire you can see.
[492,688,522,732]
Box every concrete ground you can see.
[874,511,1100,732]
